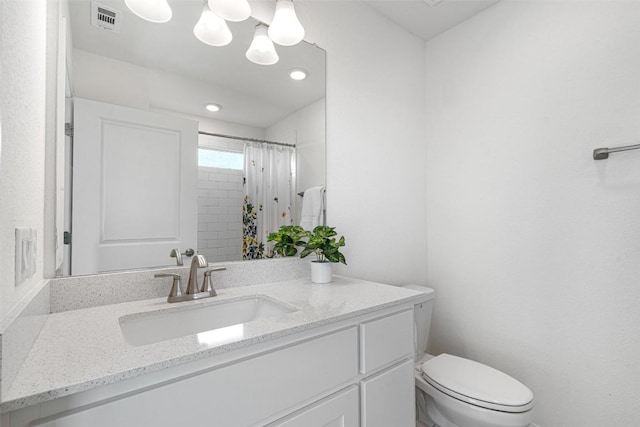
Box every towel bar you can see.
[298,188,326,197]
[593,143,640,160]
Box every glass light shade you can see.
[246,25,279,65]
[208,0,251,22]
[124,0,172,23]
[268,0,304,46]
[193,6,232,47]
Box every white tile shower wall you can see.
[197,166,243,262]
[197,132,245,262]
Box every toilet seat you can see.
[421,354,534,413]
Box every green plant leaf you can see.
[284,246,297,256]
[300,225,346,264]
[267,225,310,257]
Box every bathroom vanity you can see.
[0,273,430,427]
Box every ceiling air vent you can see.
[91,1,122,33]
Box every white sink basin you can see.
[119,296,297,346]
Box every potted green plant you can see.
[300,225,346,283]
[267,225,308,257]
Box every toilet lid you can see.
[421,354,533,413]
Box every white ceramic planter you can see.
[310,260,332,283]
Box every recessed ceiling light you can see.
[288,68,307,81]
[205,103,222,112]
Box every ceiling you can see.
[364,0,499,41]
[67,0,497,129]
[68,0,326,128]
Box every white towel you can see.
[299,186,325,231]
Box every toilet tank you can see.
[402,285,435,356]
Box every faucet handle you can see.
[200,267,226,295]
[169,248,195,266]
[154,273,183,301]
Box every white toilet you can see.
[404,285,534,427]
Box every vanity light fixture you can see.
[268,0,305,46]
[193,4,232,46]
[205,103,222,112]
[208,0,251,22]
[288,68,307,80]
[124,0,172,23]
[246,24,279,66]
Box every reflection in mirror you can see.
[59,0,326,276]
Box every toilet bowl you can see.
[416,354,534,427]
[402,285,535,427]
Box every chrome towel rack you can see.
[593,143,640,160]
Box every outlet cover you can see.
[15,228,37,286]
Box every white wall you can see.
[71,49,267,141]
[0,0,48,321]
[195,116,264,141]
[424,2,640,425]
[319,2,427,284]
[254,1,428,284]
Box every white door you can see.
[71,98,198,275]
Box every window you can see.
[198,148,243,170]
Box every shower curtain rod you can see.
[198,131,296,148]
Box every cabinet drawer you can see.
[359,309,413,374]
[33,327,359,427]
[268,385,359,427]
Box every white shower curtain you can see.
[242,142,296,259]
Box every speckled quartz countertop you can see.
[2,276,427,412]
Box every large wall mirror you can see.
[58,0,326,276]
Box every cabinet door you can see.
[269,386,359,427]
[361,359,415,427]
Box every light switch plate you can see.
[15,228,37,287]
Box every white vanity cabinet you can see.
[3,307,416,427]
[358,310,416,427]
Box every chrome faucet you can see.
[186,255,208,294]
[155,254,227,303]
